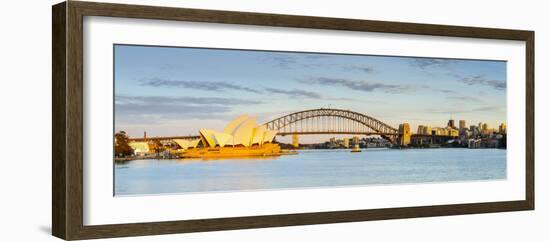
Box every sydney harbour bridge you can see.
[263,108,400,143]
[129,108,417,145]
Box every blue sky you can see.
[114,44,506,143]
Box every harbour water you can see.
[114,148,506,196]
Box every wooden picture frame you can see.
[52,1,534,240]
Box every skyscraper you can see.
[447,119,455,129]
[459,120,466,129]
[499,123,507,134]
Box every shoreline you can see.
[114,146,504,162]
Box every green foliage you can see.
[114,131,134,157]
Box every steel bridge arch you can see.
[263,108,399,138]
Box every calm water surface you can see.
[115,148,506,196]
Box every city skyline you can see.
[114,44,507,143]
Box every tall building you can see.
[499,123,507,134]
[423,126,431,135]
[352,136,360,145]
[459,120,466,129]
[470,125,480,137]
[417,125,425,134]
[482,123,488,131]
[447,119,455,129]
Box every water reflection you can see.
[114,148,506,196]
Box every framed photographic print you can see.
[52,1,534,240]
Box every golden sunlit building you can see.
[417,125,432,135]
[448,128,459,137]
[182,115,281,158]
[459,120,466,129]
[173,139,200,150]
[499,123,507,134]
[128,142,150,156]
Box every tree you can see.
[114,131,134,157]
[151,139,163,155]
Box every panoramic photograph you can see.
[113,44,507,196]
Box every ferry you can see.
[351,144,362,152]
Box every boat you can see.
[351,144,362,152]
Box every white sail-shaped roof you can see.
[231,117,256,147]
[212,132,233,147]
[199,129,217,147]
[173,139,190,149]
[251,125,267,145]
[223,115,249,135]
[174,139,200,149]
[189,139,200,148]
[263,130,278,143]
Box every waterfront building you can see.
[173,139,200,150]
[432,127,444,136]
[417,125,432,135]
[470,125,480,137]
[430,127,458,137]
[128,141,150,156]
[468,139,481,149]
[447,119,455,129]
[447,127,459,137]
[459,128,470,140]
[459,120,466,130]
[344,138,350,148]
[198,115,278,148]
[352,136,360,145]
[181,115,281,158]
[423,126,432,135]
[417,125,424,135]
[481,138,499,148]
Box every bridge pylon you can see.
[292,134,299,148]
[398,123,411,146]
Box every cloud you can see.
[259,54,298,69]
[470,106,505,112]
[431,88,456,94]
[301,77,410,93]
[343,66,375,73]
[115,95,262,120]
[140,78,262,93]
[265,88,323,99]
[447,95,481,102]
[424,105,504,114]
[303,54,331,60]
[259,53,377,74]
[410,58,455,69]
[456,75,506,90]
[116,95,262,106]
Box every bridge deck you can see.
[277,131,399,136]
[129,136,200,142]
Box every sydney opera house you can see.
[174,115,281,158]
